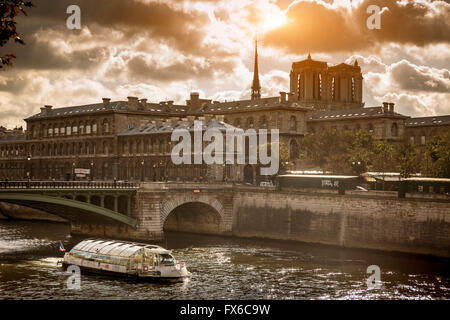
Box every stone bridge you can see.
[0,181,238,241]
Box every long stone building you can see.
[1,46,449,182]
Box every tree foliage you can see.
[0,0,33,68]
[423,129,450,178]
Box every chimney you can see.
[102,98,111,107]
[140,99,147,108]
[127,96,139,111]
[280,92,287,103]
[388,102,395,113]
[382,102,389,113]
[167,100,174,107]
[188,92,200,109]
[45,105,53,113]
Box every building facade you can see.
[1,51,449,182]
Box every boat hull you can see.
[61,262,188,282]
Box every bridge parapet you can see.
[0,181,139,190]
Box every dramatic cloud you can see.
[0,0,449,128]
[265,0,450,53]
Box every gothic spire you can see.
[251,38,261,100]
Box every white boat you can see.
[61,239,189,281]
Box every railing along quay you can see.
[0,181,139,189]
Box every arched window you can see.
[60,124,65,136]
[234,118,241,128]
[72,123,77,135]
[79,122,84,135]
[85,122,91,134]
[66,123,71,136]
[290,116,297,131]
[391,123,398,137]
[92,121,97,134]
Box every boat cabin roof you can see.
[71,239,171,258]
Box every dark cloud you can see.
[126,54,236,82]
[264,0,450,54]
[390,60,450,93]
[2,0,211,71]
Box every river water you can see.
[0,220,449,300]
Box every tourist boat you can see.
[60,239,189,281]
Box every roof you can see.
[405,177,450,183]
[117,118,239,137]
[71,239,169,258]
[307,107,409,121]
[405,115,450,127]
[25,101,189,120]
[201,97,298,114]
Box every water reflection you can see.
[0,220,449,299]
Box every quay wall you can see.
[232,190,450,258]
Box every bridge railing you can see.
[0,181,139,189]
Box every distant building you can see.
[0,49,449,182]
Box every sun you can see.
[260,11,287,32]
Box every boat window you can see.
[159,254,175,266]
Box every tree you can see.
[0,0,33,68]
[423,129,450,178]
[395,140,419,178]
[301,128,353,173]
[347,130,377,174]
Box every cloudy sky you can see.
[1,0,449,128]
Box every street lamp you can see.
[141,160,145,182]
[90,160,94,181]
[72,162,76,181]
[26,153,31,181]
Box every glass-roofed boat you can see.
[61,239,189,281]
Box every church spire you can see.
[251,38,261,100]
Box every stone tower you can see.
[289,55,363,110]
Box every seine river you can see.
[0,220,449,300]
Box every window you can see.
[410,136,415,144]
[92,122,97,134]
[86,124,91,134]
[103,120,109,134]
[66,125,71,136]
[367,123,374,133]
[421,135,426,145]
[290,116,297,131]
[79,123,84,135]
[391,123,398,137]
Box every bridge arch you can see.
[160,195,225,234]
[0,193,137,228]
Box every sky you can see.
[0,0,449,128]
